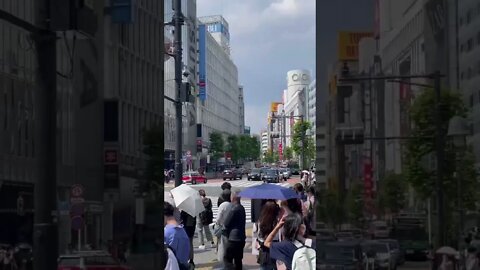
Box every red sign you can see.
[363,160,373,200]
[104,149,118,164]
[278,143,283,160]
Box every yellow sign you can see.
[270,102,282,112]
[338,31,373,61]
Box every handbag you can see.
[256,239,271,265]
[213,224,224,237]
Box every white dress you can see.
[165,248,180,270]
[216,201,232,262]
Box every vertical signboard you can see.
[198,25,207,102]
[338,32,374,61]
[363,159,373,214]
[374,0,380,39]
[278,143,283,161]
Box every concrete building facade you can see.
[0,0,165,255]
[164,0,198,170]
[197,16,241,166]
[284,69,311,148]
[458,0,480,166]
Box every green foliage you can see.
[291,121,315,168]
[405,88,478,211]
[142,125,164,197]
[209,132,224,161]
[263,150,279,164]
[225,134,261,163]
[345,183,364,227]
[226,135,239,162]
[317,189,345,228]
[377,172,407,215]
[284,146,293,160]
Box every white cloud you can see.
[244,104,269,134]
[197,0,316,134]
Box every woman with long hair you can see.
[255,201,281,270]
[264,213,315,270]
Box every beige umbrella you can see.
[170,184,205,217]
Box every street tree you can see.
[283,146,293,160]
[345,183,364,227]
[377,172,407,217]
[291,121,315,168]
[317,189,345,229]
[142,125,164,198]
[405,88,478,211]
[209,132,224,162]
[226,135,239,163]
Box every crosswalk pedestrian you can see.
[207,196,252,224]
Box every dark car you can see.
[262,169,280,183]
[335,232,355,242]
[222,169,242,180]
[290,168,300,175]
[319,241,363,270]
[379,239,405,266]
[341,229,364,240]
[317,229,336,242]
[361,241,396,270]
[247,168,263,181]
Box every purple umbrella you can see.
[238,183,299,200]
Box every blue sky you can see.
[197,0,316,135]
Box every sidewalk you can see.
[195,226,259,270]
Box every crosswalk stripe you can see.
[196,179,291,189]
[207,196,252,224]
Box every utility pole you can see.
[433,70,445,247]
[301,115,306,170]
[34,0,58,268]
[174,0,184,187]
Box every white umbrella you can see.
[170,184,205,217]
[436,246,458,256]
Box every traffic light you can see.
[181,82,195,103]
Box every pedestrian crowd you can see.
[163,180,316,270]
[0,244,32,270]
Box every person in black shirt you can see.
[180,210,196,267]
[223,189,246,270]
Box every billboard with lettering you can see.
[337,31,374,61]
[198,25,207,101]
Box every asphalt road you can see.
[164,175,300,198]
[399,261,430,269]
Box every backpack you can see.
[199,198,213,225]
[291,240,316,270]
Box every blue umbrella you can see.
[238,183,299,200]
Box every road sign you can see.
[70,184,84,198]
[104,149,119,164]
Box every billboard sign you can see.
[198,25,207,101]
[338,32,374,61]
[270,102,282,113]
[206,23,230,40]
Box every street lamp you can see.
[447,116,469,251]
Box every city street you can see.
[165,175,300,198]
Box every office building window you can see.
[468,39,474,51]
